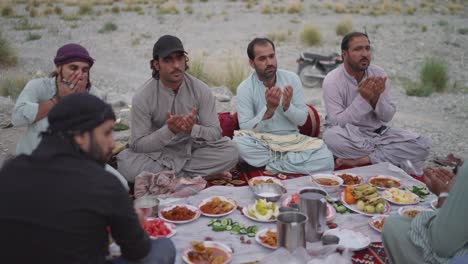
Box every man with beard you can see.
[233,38,334,174]
[11,43,128,188]
[0,93,176,264]
[117,35,238,182]
[322,32,430,174]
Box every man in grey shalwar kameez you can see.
[117,35,238,182]
[322,32,430,174]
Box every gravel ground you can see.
[1,0,467,168]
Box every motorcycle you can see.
[296,52,343,88]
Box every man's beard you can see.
[87,133,111,165]
[348,57,369,72]
[257,65,277,81]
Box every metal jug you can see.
[299,187,327,242]
[276,211,308,252]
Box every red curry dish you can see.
[369,177,401,188]
[315,178,340,186]
[161,206,196,221]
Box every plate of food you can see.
[242,199,279,223]
[282,193,336,222]
[334,172,363,186]
[339,186,391,217]
[368,175,401,190]
[143,217,177,238]
[382,187,420,205]
[255,228,277,249]
[368,215,388,233]
[159,204,201,224]
[182,241,233,264]
[406,185,430,202]
[198,196,236,217]
[398,206,433,218]
[248,176,285,189]
[323,228,371,251]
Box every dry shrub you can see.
[335,16,353,36]
[287,0,302,14]
[300,24,321,46]
[334,2,346,13]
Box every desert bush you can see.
[405,6,416,15]
[404,82,433,97]
[158,0,178,14]
[61,13,80,20]
[184,4,193,14]
[458,28,468,35]
[261,3,271,14]
[267,31,288,44]
[421,25,427,32]
[1,5,15,17]
[334,3,346,13]
[25,32,41,41]
[78,2,93,15]
[131,37,140,46]
[187,58,210,84]
[0,73,29,100]
[335,16,353,36]
[29,7,38,17]
[54,6,63,15]
[98,21,117,33]
[438,19,448,26]
[42,6,54,16]
[0,31,18,67]
[300,24,321,46]
[14,19,43,30]
[420,57,448,92]
[287,1,302,14]
[224,59,249,93]
[111,6,120,13]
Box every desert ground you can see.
[0,0,467,168]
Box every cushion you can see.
[217,104,321,138]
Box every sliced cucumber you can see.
[221,219,229,226]
[239,228,247,234]
[226,225,232,231]
[247,232,256,237]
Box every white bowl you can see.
[311,174,344,193]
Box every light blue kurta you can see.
[12,77,98,155]
[11,77,128,190]
[233,69,334,174]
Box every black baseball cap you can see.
[153,35,187,59]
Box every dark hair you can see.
[247,38,275,60]
[341,32,370,51]
[150,54,190,79]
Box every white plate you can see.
[248,176,285,188]
[339,191,391,217]
[430,198,439,210]
[368,215,388,233]
[334,172,364,186]
[281,193,336,222]
[367,175,402,190]
[182,241,233,264]
[158,204,201,224]
[398,206,433,218]
[198,196,237,217]
[145,217,177,239]
[242,207,277,223]
[382,189,420,205]
[255,228,278,249]
[323,228,371,251]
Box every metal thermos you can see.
[276,211,308,252]
[299,187,327,242]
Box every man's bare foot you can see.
[205,171,232,181]
[336,156,371,167]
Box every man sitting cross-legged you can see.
[322,32,431,174]
[233,37,334,174]
[117,35,238,182]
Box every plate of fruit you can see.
[340,185,391,216]
[242,199,279,222]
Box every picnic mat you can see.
[352,242,387,264]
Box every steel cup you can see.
[276,211,308,253]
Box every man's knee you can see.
[149,238,176,264]
[224,140,239,167]
[322,127,345,152]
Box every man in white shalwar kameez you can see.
[322,32,430,174]
[233,38,334,174]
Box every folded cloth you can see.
[134,171,207,199]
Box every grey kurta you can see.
[117,74,238,182]
[382,163,468,263]
[322,64,430,174]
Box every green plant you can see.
[13,19,43,30]
[438,19,448,26]
[1,5,15,17]
[78,3,93,15]
[261,3,271,14]
[300,24,321,46]
[224,59,249,94]
[457,28,468,35]
[420,57,448,93]
[405,6,416,15]
[54,6,63,15]
[184,4,193,14]
[25,32,41,41]
[266,31,287,43]
[158,0,178,14]
[334,3,346,14]
[111,6,120,13]
[131,37,140,46]
[404,82,433,97]
[187,57,209,84]
[98,21,117,33]
[335,16,353,36]
[421,25,427,32]
[0,31,18,67]
[0,73,29,100]
[29,7,38,17]
[61,13,80,20]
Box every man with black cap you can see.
[117,35,239,182]
[11,43,129,189]
[0,93,176,264]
